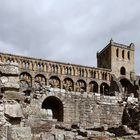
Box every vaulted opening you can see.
[100,83,110,95]
[120,78,136,97]
[42,96,63,122]
[120,67,126,75]
[89,81,98,93]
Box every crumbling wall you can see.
[0,63,139,140]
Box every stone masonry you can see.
[0,40,140,139]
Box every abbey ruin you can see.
[0,39,140,139]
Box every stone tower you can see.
[97,39,135,80]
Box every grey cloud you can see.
[0,0,140,73]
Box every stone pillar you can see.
[98,85,100,93]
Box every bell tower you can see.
[97,39,135,80]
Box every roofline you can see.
[0,52,111,72]
[97,40,135,56]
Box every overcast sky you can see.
[0,0,140,74]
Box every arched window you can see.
[127,51,130,60]
[63,78,74,91]
[76,79,86,92]
[100,83,110,95]
[120,67,126,75]
[122,50,125,59]
[89,81,98,93]
[19,72,32,89]
[49,76,61,88]
[116,48,119,57]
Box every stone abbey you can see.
[0,40,140,139]
[0,39,139,96]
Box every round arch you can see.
[120,67,126,75]
[76,79,86,92]
[63,78,74,91]
[49,76,61,88]
[35,74,47,85]
[89,81,98,93]
[100,82,110,95]
[19,72,32,89]
[42,96,63,122]
[120,78,135,97]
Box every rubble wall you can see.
[32,90,124,129]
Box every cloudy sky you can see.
[0,0,140,74]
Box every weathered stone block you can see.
[8,127,32,140]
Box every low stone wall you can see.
[29,89,124,129]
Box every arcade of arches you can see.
[19,71,139,97]
[19,72,111,94]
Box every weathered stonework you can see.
[0,40,140,139]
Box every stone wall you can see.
[28,89,124,129]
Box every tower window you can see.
[127,51,130,60]
[120,67,126,75]
[122,50,125,59]
[116,48,119,57]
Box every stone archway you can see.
[42,96,63,122]
[89,81,98,93]
[120,78,138,98]
[100,83,110,95]
[120,67,126,75]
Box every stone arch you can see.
[120,67,126,75]
[37,63,44,71]
[34,74,47,90]
[76,79,86,92]
[89,70,93,78]
[100,82,110,95]
[102,72,105,80]
[19,72,32,90]
[63,78,74,91]
[120,78,136,97]
[89,81,98,93]
[49,76,61,88]
[6,57,15,64]
[65,66,72,75]
[51,64,58,73]
[42,96,63,122]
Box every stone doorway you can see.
[42,96,63,122]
